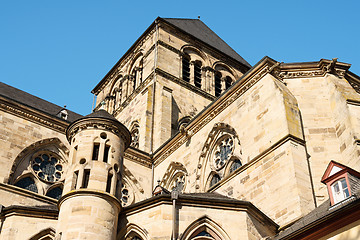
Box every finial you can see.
[63,105,67,109]
[198,16,200,19]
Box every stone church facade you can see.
[1,17,360,240]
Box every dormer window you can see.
[57,109,68,120]
[321,160,360,205]
[331,178,350,203]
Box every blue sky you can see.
[1,1,360,115]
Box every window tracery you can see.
[196,123,242,191]
[31,152,63,183]
[160,162,188,193]
[213,136,234,170]
[14,176,38,193]
[130,121,140,148]
[9,138,68,200]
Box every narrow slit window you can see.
[194,62,202,88]
[103,145,110,163]
[225,76,232,90]
[73,170,79,190]
[182,58,190,82]
[106,173,113,193]
[215,72,222,97]
[133,71,137,91]
[81,169,90,188]
[92,143,100,160]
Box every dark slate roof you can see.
[0,82,82,122]
[84,109,119,122]
[274,194,360,239]
[162,18,251,68]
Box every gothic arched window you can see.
[225,76,232,90]
[214,72,222,97]
[130,122,140,148]
[14,176,38,193]
[182,56,190,82]
[229,159,242,174]
[194,61,202,88]
[46,186,63,200]
[210,174,221,188]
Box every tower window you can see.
[106,173,113,193]
[133,72,137,91]
[73,171,79,190]
[103,145,110,163]
[215,72,222,97]
[194,62,202,88]
[182,57,190,82]
[225,76,232,90]
[92,143,100,160]
[331,178,350,203]
[81,169,90,188]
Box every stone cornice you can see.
[66,117,131,147]
[121,193,278,230]
[58,189,122,211]
[0,204,58,219]
[272,58,351,80]
[0,183,58,205]
[0,96,68,134]
[124,147,152,168]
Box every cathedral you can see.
[1,17,360,240]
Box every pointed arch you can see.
[180,45,210,66]
[160,162,188,192]
[7,137,69,184]
[118,165,145,206]
[180,216,230,240]
[29,227,55,240]
[195,123,241,192]
[117,223,149,240]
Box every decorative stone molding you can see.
[0,97,68,133]
[124,148,152,168]
[7,138,69,184]
[66,118,131,148]
[160,162,188,191]
[158,40,181,55]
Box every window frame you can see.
[326,173,352,205]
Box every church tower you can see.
[55,110,131,239]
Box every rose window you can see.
[213,137,234,170]
[32,153,63,183]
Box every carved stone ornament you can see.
[66,117,131,148]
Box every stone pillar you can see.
[56,110,131,240]
[189,61,195,85]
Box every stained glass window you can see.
[229,159,242,174]
[46,186,63,200]
[15,177,38,193]
[214,137,233,170]
[196,230,212,237]
[32,153,63,183]
[210,174,221,187]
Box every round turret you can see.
[56,110,131,240]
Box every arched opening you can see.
[214,72,222,97]
[14,176,38,193]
